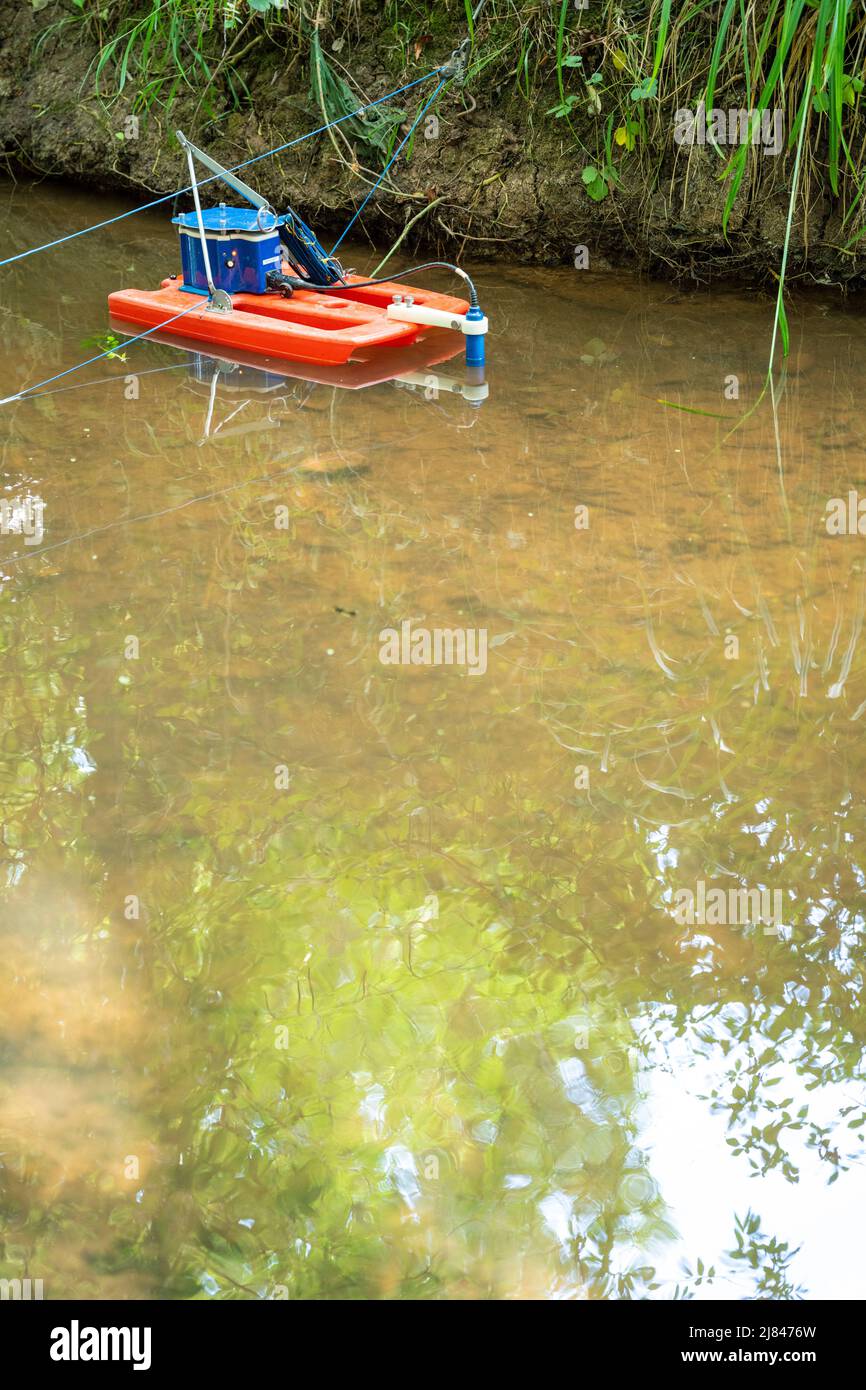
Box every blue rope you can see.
[1,55,462,407]
[331,78,449,255]
[0,68,444,270]
[0,302,202,405]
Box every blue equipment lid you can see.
[172,205,287,233]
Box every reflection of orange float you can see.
[108,274,471,368]
[110,319,471,390]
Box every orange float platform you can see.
[108,275,471,368]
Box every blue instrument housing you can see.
[173,206,287,295]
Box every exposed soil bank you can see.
[0,1,863,290]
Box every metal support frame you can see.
[176,128,275,313]
[176,130,271,212]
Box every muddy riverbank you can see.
[1,1,864,290]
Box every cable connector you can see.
[266,270,295,297]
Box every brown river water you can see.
[1,178,865,1300]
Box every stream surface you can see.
[1,178,865,1300]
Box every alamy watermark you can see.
[825,490,866,535]
[49,1321,151,1371]
[0,495,44,545]
[379,620,488,676]
[1,1277,44,1299]
[674,101,783,156]
[671,880,784,934]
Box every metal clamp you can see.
[440,1,486,82]
[441,36,471,83]
[206,289,233,314]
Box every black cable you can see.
[284,261,479,308]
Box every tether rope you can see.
[331,77,448,255]
[0,302,201,405]
[0,68,442,270]
[0,3,487,404]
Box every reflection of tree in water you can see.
[539,562,866,1272]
